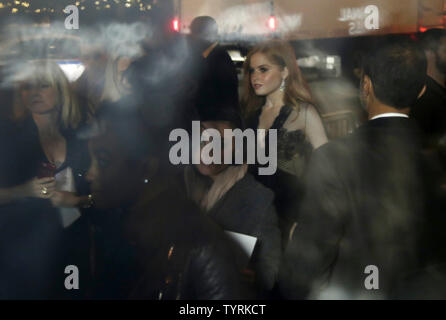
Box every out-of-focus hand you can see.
[50,191,81,208]
[18,177,56,199]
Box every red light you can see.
[268,16,276,31]
[419,27,427,33]
[172,18,180,32]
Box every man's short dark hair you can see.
[362,37,427,109]
[190,16,218,42]
[420,28,446,52]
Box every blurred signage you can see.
[275,0,419,39]
[418,0,445,29]
[338,5,380,35]
[178,0,440,40]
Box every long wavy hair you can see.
[13,60,82,130]
[241,40,312,119]
[101,55,131,103]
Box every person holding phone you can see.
[0,60,91,299]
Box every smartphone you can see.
[37,162,57,178]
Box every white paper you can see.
[224,231,257,259]
[55,167,81,228]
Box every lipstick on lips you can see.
[253,84,262,90]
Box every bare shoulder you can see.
[303,103,328,148]
[302,103,324,121]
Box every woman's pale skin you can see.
[0,81,88,207]
[250,52,288,131]
[249,52,328,149]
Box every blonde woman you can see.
[0,60,91,298]
[242,40,328,244]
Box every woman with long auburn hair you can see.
[242,41,313,120]
[242,40,328,245]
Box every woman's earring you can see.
[280,79,286,92]
[143,178,149,184]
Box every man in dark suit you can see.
[189,16,240,114]
[278,39,434,299]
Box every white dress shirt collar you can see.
[370,113,409,121]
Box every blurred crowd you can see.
[0,15,446,300]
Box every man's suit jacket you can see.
[279,117,429,299]
[191,38,240,114]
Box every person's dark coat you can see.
[410,77,446,248]
[91,180,247,300]
[191,38,240,114]
[410,76,446,148]
[206,173,282,293]
[279,117,429,299]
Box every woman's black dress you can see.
[248,105,313,247]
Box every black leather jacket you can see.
[91,181,247,300]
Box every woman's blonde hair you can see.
[101,56,131,103]
[13,60,82,129]
[241,40,312,119]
